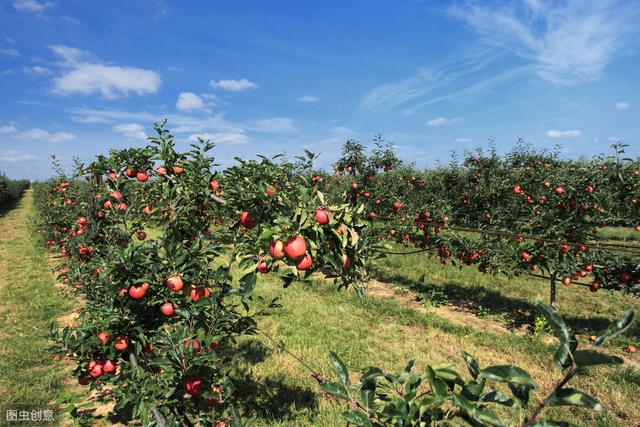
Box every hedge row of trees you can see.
[0,172,29,207]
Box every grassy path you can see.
[0,190,70,408]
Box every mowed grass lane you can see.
[0,190,70,407]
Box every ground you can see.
[0,191,638,426]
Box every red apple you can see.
[77,216,88,226]
[256,260,268,273]
[240,212,255,229]
[209,180,219,191]
[136,171,149,182]
[160,302,174,316]
[269,240,285,260]
[284,236,306,260]
[143,205,152,216]
[124,168,137,178]
[584,185,593,193]
[185,377,202,395]
[265,187,275,196]
[114,337,129,351]
[157,166,167,175]
[315,209,330,225]
[166,275,184,291]
[513,184,522,194]
[554,187,565,195]
[102,360,116,374]
[173,165,185,174]
[295,254,313,270]
[393,202,403,210]
[129,285,147,299]
[97,331,109,343]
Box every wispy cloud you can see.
[23,65,51,76]
[0,47,20,57]
[0,149,36,163]
[113,123,147,140]
[0,125,17,134]
[615,101,629,109]
[299,95,318,103]
[187,132,249,144]
[247,118,296,132]
[10,127,76,142]
[449,0,640,84]
[546,129,581,138]
[427,117,461,127]
[49,45,162,99]
[209,78,258,91]
[12,0,54,12]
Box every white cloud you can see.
[13,127,75,142]
[455,137,472,143]
[209,78,258,91]
[299,95,318,103]
[0,150,35,163]
[247,118,296,132]
[12,0,54,12]
[23,65,51,76]
[615,101,629,109]
[0,47,19,57]
[176,92,205,111]
[49,45,161,99]
[427,117,461,127]
[546,129,582,138]
[187,132,249,144]
[113,123,147,140]
[0,126,17,134]
[449,0,640,84]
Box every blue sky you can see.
[0,0,639,179]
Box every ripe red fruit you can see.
[554,187,565,195]
[157,166,167,175]
[166,275,184,291]
[143,205,152,215]
[256,260,269,273]
[190,287,211,301]
[375,198,381,205]
[295,254,313,270]
[363,192,370,198]
[351,182,358,190]
[265,187,275,196]
[103,200,113,210]
[185,377,202,395]
[78,376,90,385]
[118,288,127,297]
[590,282,600,292]
[315,209,330,225]
[619,272,632,282]
[521,252,530,262]
[102,360,116,374]
[136,171,149,182]
[114,337,129,351]
[369,212,376,219]
[240,212,256,229]
[393,202,403,210]
[136,231,147,240]
[185,338,200,351]
[584,185,593,193]
[284,236,307,260]
[89,363,103,379]
[173,165,185,174]
[560,245,569,253]
[341,254,350,268]
[513,184,522,194]
[97,331,109,343]
[129,285,147,299]
[160,302,175,316]
[108,172,118,181]
[627,345,637,353]
[269,240,285,260]
[77,216,88,226]
[124,168,137,178]
[209,180,219,191]
[561,277,571,286]
[635,225,640,232]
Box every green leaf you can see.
[425,366,449,404]
[573,350,623,367]
[461,351,480,379]
[319,382,350,401]
[548,388,604,412]
[480,390,514,407]
[452,393,506,427]
[341,410,372,426]
[328,351,349,385]
[480,365,537,389]
[535,301,573,344]
[595,310,634,345]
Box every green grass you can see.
[595,226,640,246]
[227,266,640,426]
[0,190,71,408]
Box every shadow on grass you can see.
[0,198,21,220]
[371,268,619,335]
[227,339,320,422]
